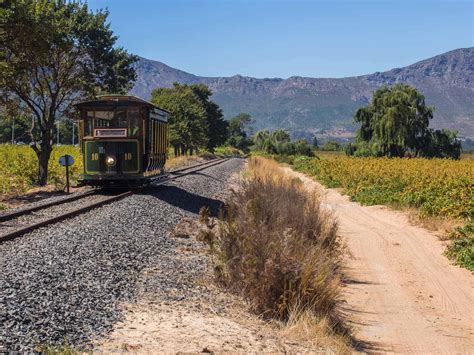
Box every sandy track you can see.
[284,168,474,354]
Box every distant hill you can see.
[130,48,474,138]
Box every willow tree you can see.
[353,84,433,157]
[0,0,137,185]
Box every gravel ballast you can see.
[0,158,244,352]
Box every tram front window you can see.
[92,109,140,137]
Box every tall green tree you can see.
[0,114,32,144]
[253,129,270,151]
[227,113,252,151]
[151,83,208,156]
[189,84,228,152]
[370,84,433,156]
[0,0,137,185]
[253,128,313,156]
[350,84,461,159]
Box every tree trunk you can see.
[37,146,52,186]
[33,127,53,186]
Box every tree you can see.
[0,0,137,184]
[369,84,433,156]
[312,136,318,149]
[189,84,228,152]
[0,114,33,144]
[420,129,462,160]
[253,129,270,151]
[227,113,252,151]
[321,140,341,151]
[253,128,313,156]
[348,84,462,159]
[151,83,208,156]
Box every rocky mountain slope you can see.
[130,48,474,137]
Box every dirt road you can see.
[285,168,473,354]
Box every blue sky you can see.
[87,0,473,79]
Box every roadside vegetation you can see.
[1,0,137,186]
[253,128,313,156]
[0,144,82,196]
[345,84,462,159]
[199,157,351,351]
[279,155,473,270]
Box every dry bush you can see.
[201,157,347,339]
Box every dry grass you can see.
[165,155,202,171]
[200,156,351,350]
[279,308,352,353]
[165,152,218,171]
[406,209,464,240]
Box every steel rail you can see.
[0,157,231,244]
[0,191,133,243]
[168,157,227,174]
[152,157,229,185]
[0,190,98,223]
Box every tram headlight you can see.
[106,155,116,166]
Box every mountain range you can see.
[130,47,474,138]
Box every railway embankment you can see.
[97,156,351,353]
[1,159,242,352]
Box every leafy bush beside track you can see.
[0,144,83,194]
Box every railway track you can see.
[0,157,229,243]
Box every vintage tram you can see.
[74,95,169,187]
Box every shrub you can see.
[214,145,244,157]
[445,219,474,270]
[320,140,341,151]
[200,157,344,330]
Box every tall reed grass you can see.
[200,157,350,349]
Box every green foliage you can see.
[420,129,462,160]
[1,0,137,184]
[349,84,461,159]
[36,337,85,355]
[291,155,474,270]
[0,144,83,194]
[226,113,252,151]
[189,84,229,152]
[0,114,32,143]
[151,83,227,155]
[152,83,208,155]
[445,219,474,270]
[320,140,341,152]
[253,129,313,156]
[214,146,244,157]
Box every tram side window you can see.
[85,111,94,136]
[128,108,140,136]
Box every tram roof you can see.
[74,95,170,114]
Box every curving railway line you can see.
[0,158,228,244]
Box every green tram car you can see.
[74,95,170,187]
